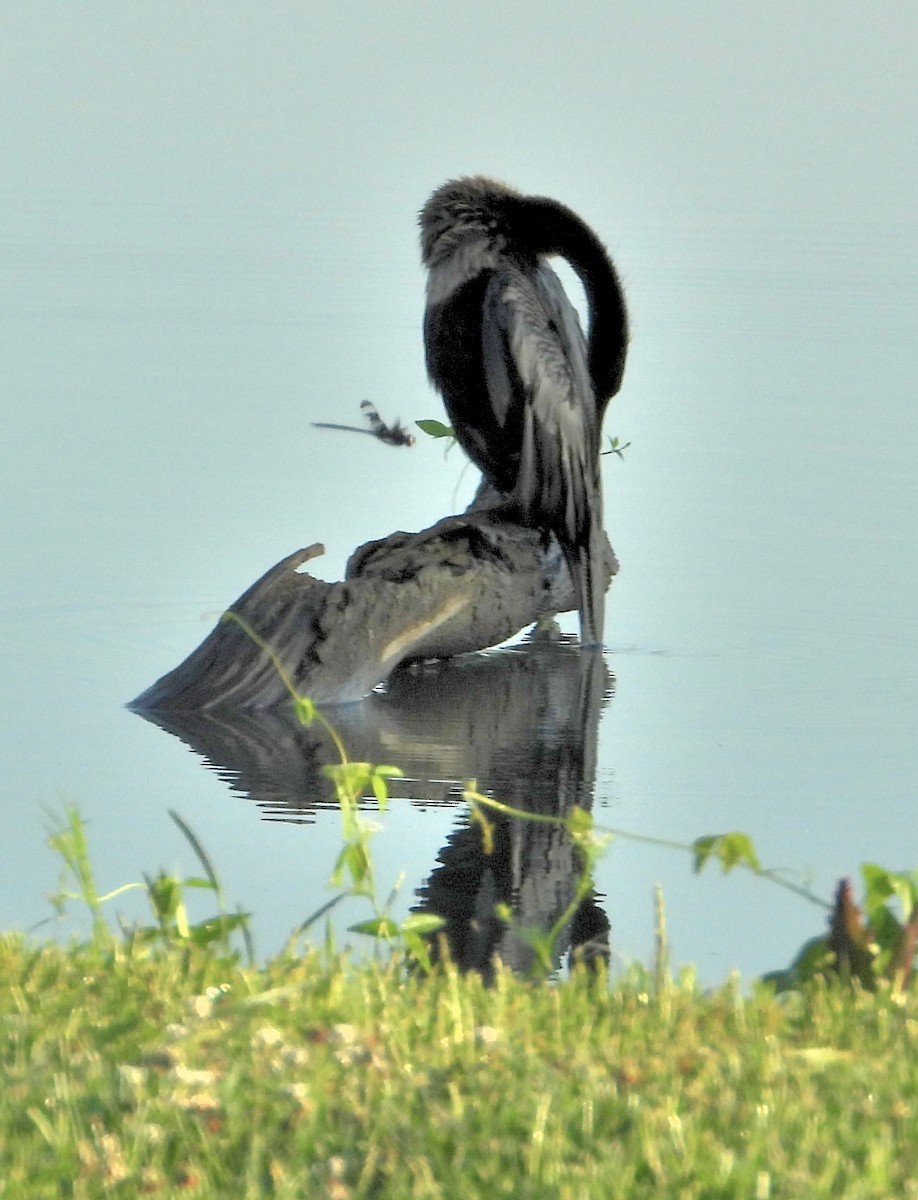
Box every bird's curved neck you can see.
[519,197,628,404]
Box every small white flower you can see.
[172,1065,217,1087]
[189,994,213,1019]
[473,1025,500,1045]
[252,1025,285,1049]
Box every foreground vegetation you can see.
[5,679,916,1197]
[3,930,918,1199]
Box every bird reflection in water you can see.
[132,630,613,978]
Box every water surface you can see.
[3,6,917,983]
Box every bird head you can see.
[419,176,524,269]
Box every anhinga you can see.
[420,176,628,646]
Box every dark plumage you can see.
[420,176,628,645]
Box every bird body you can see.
[420,176,628,646]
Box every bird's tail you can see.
[563,532,606,649]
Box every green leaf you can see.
[145,872,182,922]
[862,862,895,909]
[188,913,250,947]
[370,765,402,808]
[565,807,594,838]
[870,907,903,974]
[293,695,317,727]
[762,934,834,991]
[331,842,373,892]
[349,917,399,938]
[325,761,374,799]
[862,863,918,924]
[402,934,434,973]
[601,435,631,459]
[692,832,762,875]
[400,913,446,936]
[416,419,455,439]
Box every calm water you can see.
[4,187,916,984]
[3,7,917,983]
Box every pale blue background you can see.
[3,4,917,979]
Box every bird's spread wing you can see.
[482,264,600,546]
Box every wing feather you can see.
[482,264,601,548]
